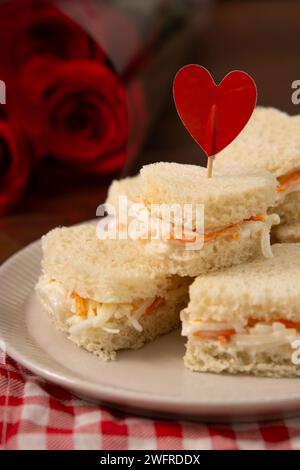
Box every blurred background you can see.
[0,0,299,262]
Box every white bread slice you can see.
[273,222,300,243]
[39,280,189,361]
[215,107,300,177]
[41,225,187,303]
[184,338,300,377]
[140,162,277,230]
[273,191,300,225]
[106,175,140,207]
[185,243,300,323]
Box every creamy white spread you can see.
[37,277,70,320]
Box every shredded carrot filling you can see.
[244,214,265,222]
[144,297,165,316]
[170,214,264,244]
[71,292,87,318]
[277,170,300,193]
[194,329,236,343]
[193,318,300,344]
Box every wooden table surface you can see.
[1,0,300,263]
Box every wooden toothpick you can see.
[207,156,214,178]
[206,103,217,178]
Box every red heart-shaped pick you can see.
[173,65,257,157]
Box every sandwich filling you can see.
[167,214,278,257]
[181,312,300,350]
[276,169,300,202]
[164,213,277,258]
[37,276,181,336]
[118,200,279,258]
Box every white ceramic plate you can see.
[1,240,300,422]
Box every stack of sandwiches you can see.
[215,107,300,243]
[36,107,300,377]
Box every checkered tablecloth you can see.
[1,357,300,450]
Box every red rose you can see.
[15,57,128,173]
[0,0,103,81]
[0,122,32,215]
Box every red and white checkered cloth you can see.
[1,357,300,450]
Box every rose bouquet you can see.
[0,0,205,214]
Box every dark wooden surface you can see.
[1,0,300,263]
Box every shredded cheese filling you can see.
[182,317,300,350]
[38,276,166,335]
[116,199,278,258]
[170,214,278,259]
[67,294,165,335]
[37,277,166,336]
[169,214,264,244]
